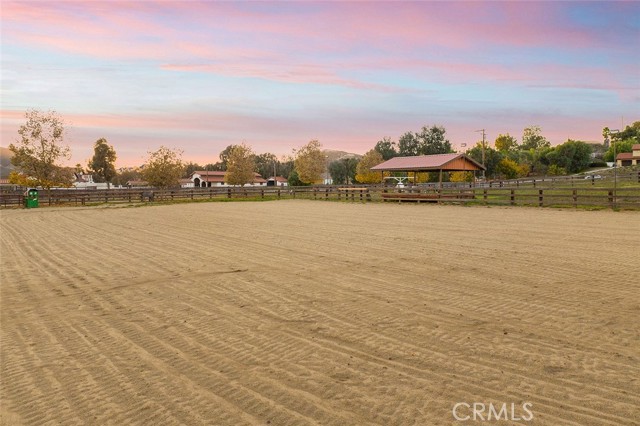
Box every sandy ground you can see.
[1,200,638,425]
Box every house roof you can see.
[371,153,485,172]
[193,170,225,176]
[268,176,288,182]
[616,152,639,160]
[632,144,640,150]
[191,170,266,183]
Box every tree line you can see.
[8,109,640,189]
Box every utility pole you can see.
[610,129,620,208]
[475,129,486,179]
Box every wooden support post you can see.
[538,189,543,207]
[608,190,614,208]
[483,189,487,205]
[510,189,515,206]
[572,189,577,208]
[227,188,231,198]
[438,169,443,190]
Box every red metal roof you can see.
[632,144,640,150]
[370,153,485,171]
[616,152,639,160]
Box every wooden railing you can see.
[1,182,639,209]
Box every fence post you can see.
[366,188,371,202]
[573,189,577,208]
[483,189,487,205]
[510,189,515,206]
[325,188,329,200]
[608,190,614,208]
[277,189,281,199]
[538,189,543,207]
[227,188,231,198]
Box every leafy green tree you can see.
[494,134,518,152]
[88,138,117,188]
[9,109,71,188]
[328,158,359,185]
[254,152,278,179]
[467,143,503,179]
[294,140,325,184]
[225,143,256,186]
[113,168,141,186]
[604,139,635,162]
[521,125,550,150]
[608,121,640,143]
[546,140,592,173]
[141,146,184,188]
[374,137,398,160]
[416,125,453,155]
[547,164,567,176]
[217,145,238,171]
[287,169,308,186]
[328,161,347,185]
[183,162,203,178]
[398,131,419,156]
[278,156,295,180]
[355,149,384,183]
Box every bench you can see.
[381,192,475,203]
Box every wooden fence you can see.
[2,184,639,209]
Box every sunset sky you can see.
[1,1,638,167]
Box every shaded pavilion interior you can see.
[371,153,486,188]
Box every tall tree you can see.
[328,158,359,185]
[355,149,384,184]
[217,145,238,171]
[88,138,117,188]
[416,125,453,155]
[254,152,278,179]
[225,143,256,186]
[294,140,325,184]
[141,146,184,188]
[604,139,635,162]
[183,162,203,178]
[466,143,503,179]
[398,132,419,156]
[9,109,71,188]
[521,125,550,150]
[494,134,518,152]
[374,137,398,160]
[545,140,592,173]
[328,160,348,185]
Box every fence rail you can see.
[2,183,639,209]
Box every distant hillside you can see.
[322,149,362,164]
[0,147,15,179]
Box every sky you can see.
[1,1,639,167]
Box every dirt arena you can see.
[1,200,638,425]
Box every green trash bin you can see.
[24,188,39,208]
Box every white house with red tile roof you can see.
[616,144,640,167]
[266,176,288,186]
[190,171,267,187]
